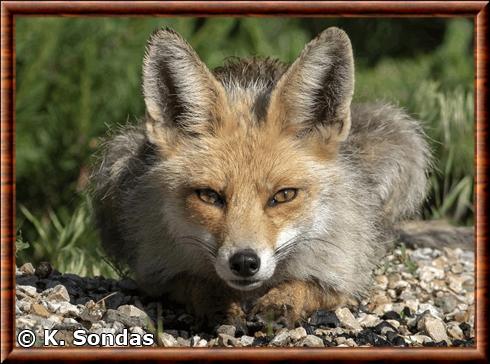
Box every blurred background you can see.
[15,18,474,277]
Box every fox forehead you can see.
[167,124,321,194]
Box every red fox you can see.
[91,27,430,326]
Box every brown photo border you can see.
[1,1,488,362]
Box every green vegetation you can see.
[15,18,474,277]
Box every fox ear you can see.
[268,27,354,143]
[142,28,226,140]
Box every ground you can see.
[15,244,474,348]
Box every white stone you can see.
[335,307,361,331]
[217,333,238,347]
[17,316,37,328]
[418,266,444,282]
[289,327,307,341]
[386,319,400,329]
[19,263,35,275]
[301,335,324,347]
[196,339,208,347]
[47,315,63,324]
[240,335,254,347]
[418,303,443,319]
[270,330,290,346]
[57,302,79,316]
[129,326,145,336]
[409,334,432,345]
[447,323,464,340]
[63,317,78,324]
[158,332,178,347]
[47,301,61,313]
[117,305,148,319]
[17,285,38,298]
[45,285,70,302]
[421,316,450,344]
[359,314,380,328]
[17,299,32,313]
[177,337,191,347]
[190,335,201,346]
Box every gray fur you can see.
[90,27,430,304]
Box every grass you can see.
[17,202,116,277]
[398,244,418,275]
[14,18,474,277]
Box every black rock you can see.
[51,269,62,277]
[453,338,475,347]
[309,310,340,328]
[410,310,431,332]
[44,279,62,290]
[118,278,139,293]
[373,321,396,335]
[104,291,127,309]
[252,336,269,347]
[303,324,315,335]
[386,331,406,346]
[373,336,391,347]
[234,321,247,337]
[177,313,194,326]
[459,322,472,339]
[95,286,108,294]
[392,336,406,346]
[423,341,448,347]
[97,276,113,291]
[452,339,466,347]
[62,273,84,285]
[402,306,413,318]
[104,278,119,292]
[385,331,397,342]
[323,338,335,347]
[35,261,53,279]
[246,321,264,335]
[356,328,376,345]
[85,278,99,291]
[55,278,83,298]
[199,332,214,341]
[36,279,51,290]
[356,328,391,347]
[16,275,39,287]
[382,311,401,321]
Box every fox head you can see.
[141,27,354,291]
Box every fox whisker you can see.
[274,235,346,262]
[178,236,218,259]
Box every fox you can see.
[90,26,431,327]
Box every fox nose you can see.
[229,249,261,277]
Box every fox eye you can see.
[268,188,298,207]
[196,188,225,207]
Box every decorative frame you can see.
[1,1,488,362]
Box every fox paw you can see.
[250,288,302,328]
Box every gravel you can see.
[15,245,475,347]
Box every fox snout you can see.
[215,245,277,291]
[229,249,260,277]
